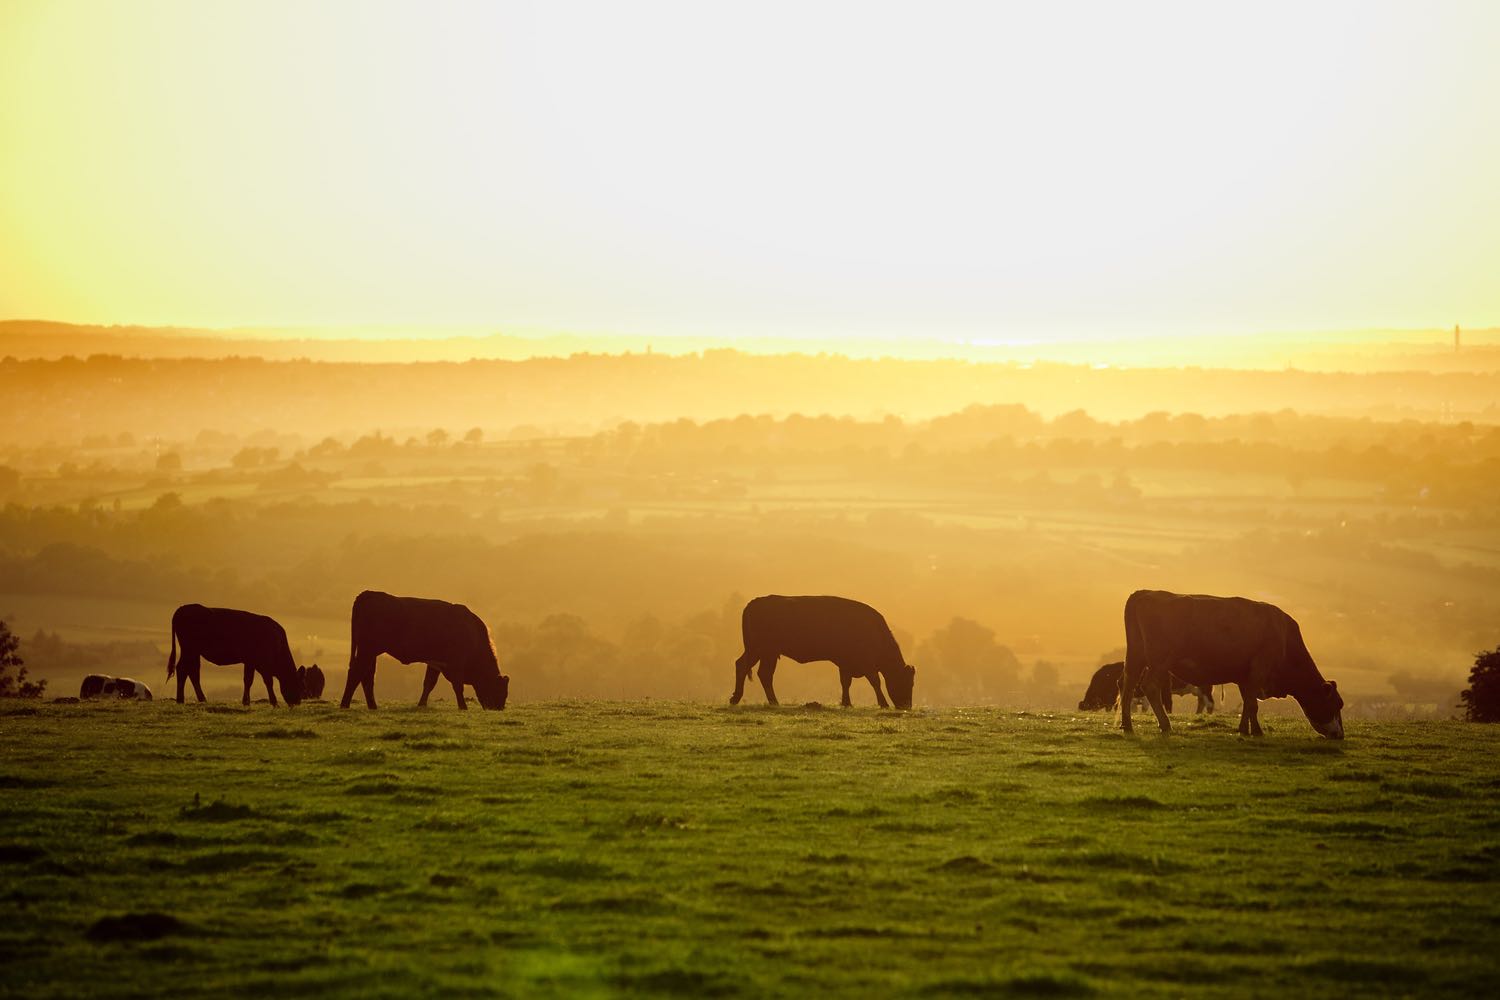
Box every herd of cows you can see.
[71,588,1347,738]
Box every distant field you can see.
[2,701,1498,998]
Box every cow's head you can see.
[279,667,306,707]
[884,664,916,710]
[473,672,510,710]
[1302,680,1344,739]
[297,664,326,700]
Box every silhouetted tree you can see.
[1460,647,1500,723]
[0,620,45,698]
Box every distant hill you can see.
[3,348,1498,442]
[2,319,1498,372]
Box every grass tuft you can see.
[85,912,186,942]
[179,798,255,822]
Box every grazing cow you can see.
[299,664,326,700]
[1121,590,1343,738]
[342,591,509,710]
[1078,661,1214,714]
[79,675,153,700]
[732,595,916,709]
[167,604,305,707]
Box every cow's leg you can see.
[242,665,255,706]
[359,660,377,710]
[341,653,378,710]
[730,649,756,705]
[451,680,467,711]
[188,656,207,703]
[867,672,889,709]
[1119,656,1142,734]
[1236,682,1262,737]
[418,666,441,707]
[176,656,189,704]
[757,654,780,706]
[262,667,278,708]
[1143,674,1172,735]
[839,668,854,707]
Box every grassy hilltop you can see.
[2,701,1499,998]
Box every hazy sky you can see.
[2,0,1497,342]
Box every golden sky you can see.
[2,0,1498,343]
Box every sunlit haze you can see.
[3,1,1500,349]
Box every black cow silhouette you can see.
[341,591,509,710]
[732,595,916,709]
[167,604,304,707]
[1122,590,1342,738]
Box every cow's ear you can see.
[1327,680,1338,692]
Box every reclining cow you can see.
[166,604,305,707]
[732,595,916,709]
[1078,661,1214,714]
[341,591,509,710]
[80,675,153,700]
[1120,590,1343,738]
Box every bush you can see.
[1460,647,1500,723]
[0,620,46,698]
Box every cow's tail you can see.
[166,619,178,680]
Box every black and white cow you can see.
[80,674,153,700]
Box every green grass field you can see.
[2,700,1498,998]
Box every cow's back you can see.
[1127,590,1291,686]
[743,595,901,666]
[353,590,491,668]
[177,605,286,664]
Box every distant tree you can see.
[1460,647,1500,723]
[308,436,344,458]
[232,446,277,469]
[463,427,483,445]
[156,451,182,472]
[427,428,450,448]
[0,620,45,698]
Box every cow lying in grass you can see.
[79,675,152,700]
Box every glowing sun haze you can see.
[2,0,1498,346]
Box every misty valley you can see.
[1,351,1493,716]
